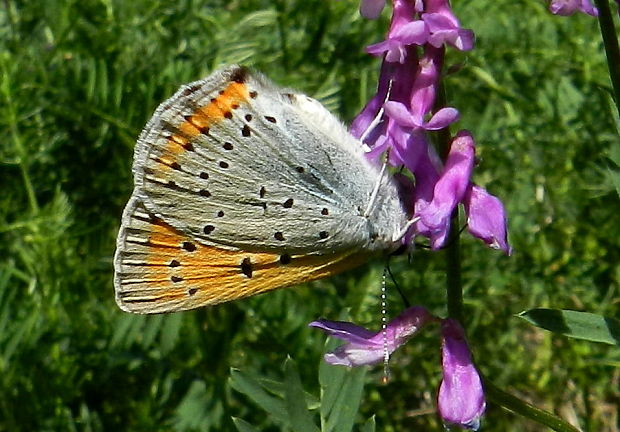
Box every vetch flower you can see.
[308,306,433,367]
[367,18,428,63]
[464,185,512,255]
[353,0,510,254]
[549,0,598,16]
[438,319,486,430]
[360,0,386,19]
[384,100,459,131]
[422,12,475,51]
[415,131,475,249]
[366,0,426,63]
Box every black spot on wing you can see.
[241,257,253,278]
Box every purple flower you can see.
[366,0,428,63]
[351,0,510,254]
[549,0,598,16]
[308,306,433,367]
[422,12,475,51]
[359,0,386,19]
[438,319,486,430]
[464,185,512,255]
[422,0,475,51]
[367,20,428,63]
[384,100,459,131]
[415,131,475,249]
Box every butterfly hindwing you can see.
[114,196,372,313]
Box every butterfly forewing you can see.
[132,65,400,254]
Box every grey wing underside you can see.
[130,65,390,255]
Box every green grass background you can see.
[1,0,619,430]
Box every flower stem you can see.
[436,81,464,323]
[0,54,39,213]
[445,218,463,322]
[593,0,620,110]
[484,378,581,432]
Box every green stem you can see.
[436,76,463,323]
[0,55,39,213]
[484,378,581,432]
[593,0,620,109]
[444,219,463,322]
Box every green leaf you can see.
[229,368,289,425]
[319,350,346,424]
[257,378,320,410]
[327,366,367,432]
[359,415,376,432]
[232,417,260,432]
[319,323,350,426]
[607,166,620,198]
[173,380,219,431]
[159,313,183,354]
[517,309,620,345]
[283,357,320,432]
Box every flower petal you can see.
[425,107,460,130]
[384,101,421,127]
[464,185,512,255]
[324,343,385,366]
[366,40,393,57]
[549,0,598,16]
[392,20,429,45]
[417,131,475,235]
[438,319,486,430]
[310,307,433,367]
[308,319,376,344]
[359,0,386,19]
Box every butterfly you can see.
[114,65,408,313]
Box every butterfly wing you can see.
[131,65,404,254]
[114,65,407,313]
[114,196,372,313]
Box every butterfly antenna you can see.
[359,79,393,145]
[393,215,420,242]
[361,80,394,219]
[363,157,388,218]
